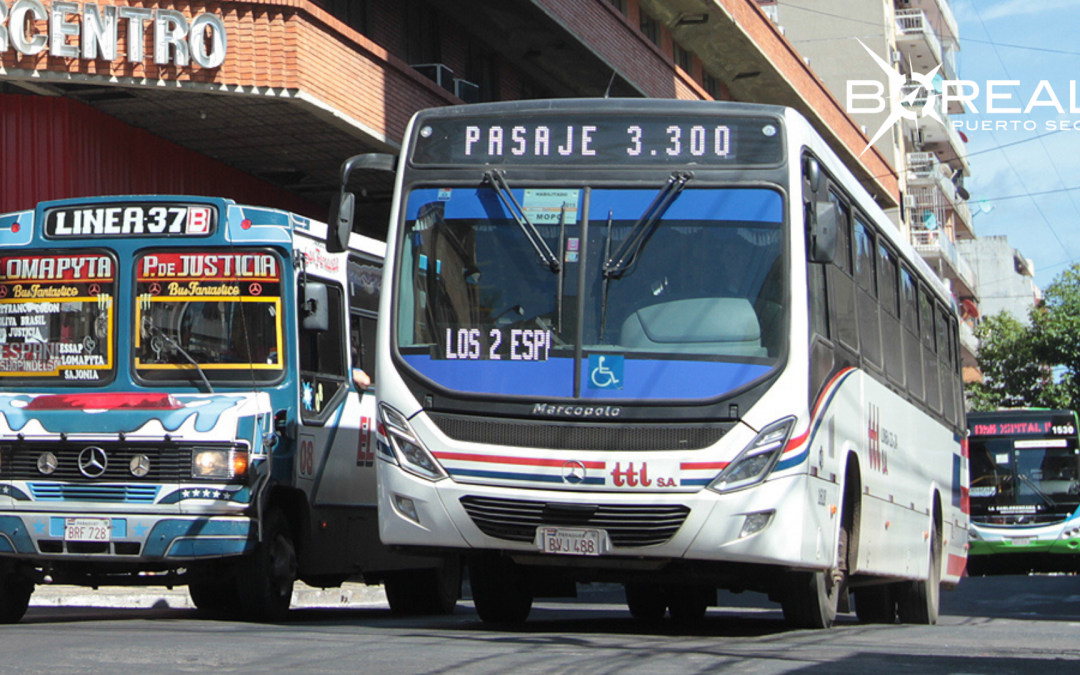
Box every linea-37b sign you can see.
[0,1,227,69]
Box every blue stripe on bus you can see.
[405,187,783,223]
[402,354,768,400]
[448,468,606,485]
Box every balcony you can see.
[901,83,969,174]
[896,9,944,72]
[959,319,978,365]
[910,228,978,298]
[906,152,973,237]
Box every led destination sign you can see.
[411,114,784,166]
[45,204,216,238]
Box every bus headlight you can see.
[378,403,447,482]
[192,447,249,480]
[707,417,796,494]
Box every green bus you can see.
[967,409,1080,575]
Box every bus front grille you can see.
[428,413,729,451]
[460,496,690,547]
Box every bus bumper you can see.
[378,461,833,569]
[0,512,255,561]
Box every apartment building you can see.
[764,0,981,374]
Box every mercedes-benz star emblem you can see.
[561,460,587,485]
[78,446,109,478]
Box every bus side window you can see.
[901,267,923,402]
[853,217,881,368]
[878,242,903,388]
[919,287,941,413]
[350,310,378,384]
[299,283,348,421]
[938,306,957,425]
[827,191,858,352]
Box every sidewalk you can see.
[29,581,388,610]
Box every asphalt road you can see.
[1,575,1078,675]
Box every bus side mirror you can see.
[326,153,398,253]
[808,201,839,264]
[326,192,355,254]
[302,282,330,331]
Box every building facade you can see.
[2,0,900,236]
[764,0,980,372]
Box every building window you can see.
[405,0,441,65]
[315,0,368,34]
[703,72,721,99]
[608,0,627,14]
[640,13,660,46]
[674,44,692,73]
[467,40,501,102]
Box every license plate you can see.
[64,518,111,542]
[536,527,608,556]
[1009,536,1034,546]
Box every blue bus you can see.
[0,195,458,622]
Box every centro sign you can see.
[0,1,227,69]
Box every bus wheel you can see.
[385,558,462,616]
[188,580,241,615]
[468,555,532,624]
[667,585,711,625]
[624,583,666,622]
[854,584,896,624]
[781,569,841,629]
[0,576,33,624]
[897,523,941,625]
[237,509,297,622]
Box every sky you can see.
[949,0,1080,293]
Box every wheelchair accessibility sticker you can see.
[588,354,623,390]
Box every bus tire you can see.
[188,581,241,615]
[667,585,711,625]
[781,569,840,629]
[468,555,532,624]
[385,558,462,616]
[236,509,297,622]
[854,584,896,624]
[0,576,33,624]
[897,522,941,625]
[624,583,666,622]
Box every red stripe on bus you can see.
[432,452,605,469]
[680,461,728,471]
[947,553,967,578]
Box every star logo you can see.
[856,39,943,155]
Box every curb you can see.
[29,581,388,610]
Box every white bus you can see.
[332,99,969,628]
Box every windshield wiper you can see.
[602,171,692,279]
[1018,473,1057,508]
[483,170,561,273]
[142,317,215,394]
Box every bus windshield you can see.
[969,414,1080,524]
[396,186,784,400]
[134,250,284,385]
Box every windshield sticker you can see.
[0,252,115,381]
[588,354,623,390]
[522,189,580,225]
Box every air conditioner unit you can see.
[453,79,481,104]
[411,63,455,92]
